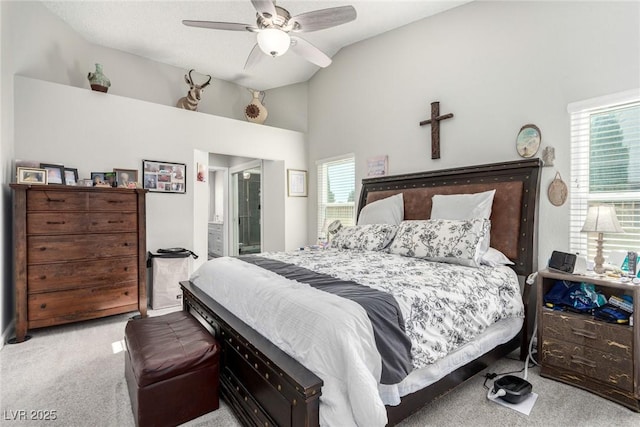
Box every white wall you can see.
[307,0,640,269]
[0,1,307,340]
[14,76,307,270]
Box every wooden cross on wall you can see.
[419,101,454,159]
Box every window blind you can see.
[316,155,355,242]
[569,92,640,262]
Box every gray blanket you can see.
[239,254,412,384]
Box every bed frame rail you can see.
[181,281,323,427]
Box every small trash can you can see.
[147,248,198,309]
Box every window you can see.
[569,90,640,262]
[316,155,356,242]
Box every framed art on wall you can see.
[516,124,542,158]
[143,160,186,193]
[287,169,307,197]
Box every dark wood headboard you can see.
[357,159,542,276]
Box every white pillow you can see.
[388,219,490,267]
[357,193,404,225]
[481,247,514,267]
[430,190,496,220]
[430,190,496,256]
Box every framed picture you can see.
[104,172,116,187]
[114,168,139,188]
[516,124,542,158]
[143,160,186,193]
[287,169,307,197]
[40,163,65,185]
[91,172,107,186]
[17,167,47,185]
[366,155,388,177]
[64,168,78,186]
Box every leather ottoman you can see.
[124,311,220,427]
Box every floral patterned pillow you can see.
[388,219,491,267]
[331,224,398,251]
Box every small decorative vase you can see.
[244,90,268,124]
[87,63,111,93]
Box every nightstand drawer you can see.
[541,310,632,359]
[541,338,633,392]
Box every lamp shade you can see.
[257,28,291,57]
[581,204,624,233]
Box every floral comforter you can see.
[258,248,523,370]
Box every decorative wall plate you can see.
[548,172,568,206]
[516,124,541,158]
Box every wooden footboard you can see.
[181,281,323,427]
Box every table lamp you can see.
[581,204,624,274]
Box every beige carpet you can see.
[1,309,638,427]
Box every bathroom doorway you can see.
[231,162,262,255]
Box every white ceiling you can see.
[43,1,471,91]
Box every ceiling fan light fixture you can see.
[257,28,291,57]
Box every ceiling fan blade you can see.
[289,36,332,68]
[244,44,265,70]
[251,0,277,19]
[290,6,357,32]
[182,20,258,32]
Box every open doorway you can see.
[231,163,262,255]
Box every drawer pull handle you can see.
[46,221,65,225]
[108,220,123,224]
[40,303,46,309]
[46,198,65,203]
[39,247,47,251]
[571,355,597,368]
[39,275,46,280]
[123,243,129,246]
[107,200,124,204]
[124,291,129,296]
[570,328,596,340]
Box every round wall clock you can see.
[516,124,542,158]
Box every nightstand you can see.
[536,269,640,411]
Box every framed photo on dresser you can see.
[17,167,47,185]
[40,163,65,185]
[64,168,78,186]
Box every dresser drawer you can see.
[541,338,633,391]
[28,258,138,293]
[27,212,137,234]
[28,190,89,211]
[28,281,138,323]
[27,233,138,264]
[541,310,633,359]
[88,192,137,211]
[27,190,137,212]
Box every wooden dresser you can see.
[537,269,639,411]
[11,184,148,343]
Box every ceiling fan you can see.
[183,0,357,69]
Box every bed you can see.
[180,158,542,426]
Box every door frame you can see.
[229,160,263,256]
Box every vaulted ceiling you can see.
[43,1,472,90]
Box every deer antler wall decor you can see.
[176,69,212,111]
